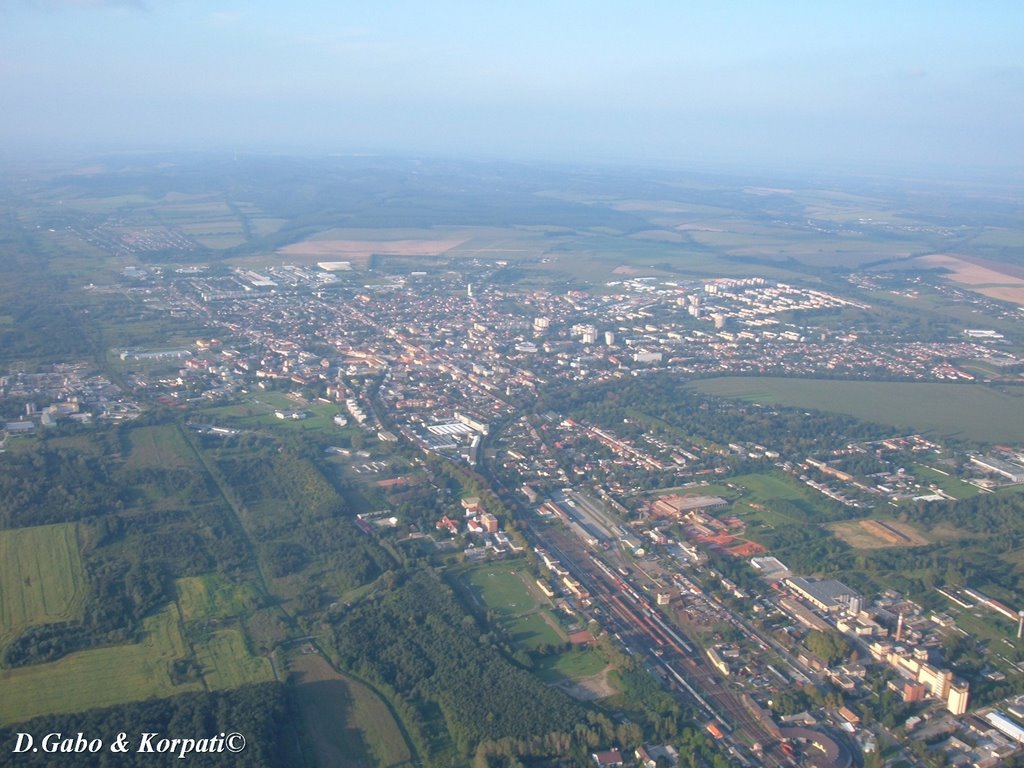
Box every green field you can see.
[910,464,980,500]
[463,563,541,618]
[291,653,414,768]
[458,562,566,650]
[176,574,261,621]
[691,377,1024,442]
[0,523,86,652]
[504,612,564,650]
[0,607,202,725]
[201,392,349,433]
[534,646,609,683]
[728,471,823,525]
[125,424,194,469]
[194,629,274,690]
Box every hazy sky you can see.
[2,1,1022,175]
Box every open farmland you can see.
[276,228,470,269]
[691,377,1024,442]
[0,607,202,725]
[0,523,86,653]
[290,653,414,768]
[916,253,1024,306]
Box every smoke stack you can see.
[896,613,905,643]
[1017,611,1023,640]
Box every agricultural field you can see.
[0,607,202,725]
[193,628,274,690]
[176,573,261,621]
[0,523,86,653]
[290,652,414,768]
[690,377,1024,443]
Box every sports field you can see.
[459,562,565,649]
[691,377,1024,442]
[0,607,202,724]
[0,523,86,652]
[290,653,414,768]
[463,563,540,618]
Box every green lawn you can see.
[504,612,564,650]
[729,471,823,525]
[201,393,348,433]
[691,377,1024,443]
[732,472,810,504]
[0,523,86,653]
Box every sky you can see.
[2,1,1022,176]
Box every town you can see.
[4,255,1024,768]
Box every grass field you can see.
[200,392,349,434]
[194,629,274,690]
[458,562,567,650]
[728,471,823,526]
[504,612,565,650]
[690,377,1024,442]
[463,563,541,618]
[0,607,202,725]
[290,653,414,768]
[911,464,980,500]
[0,523,86,652]
[125,424,194,470]
[176,574,261,621]
[534,646,609,683]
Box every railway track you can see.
[532,522,791,766]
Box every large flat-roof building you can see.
[787,577,862,614]
[971,455,1024,484]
